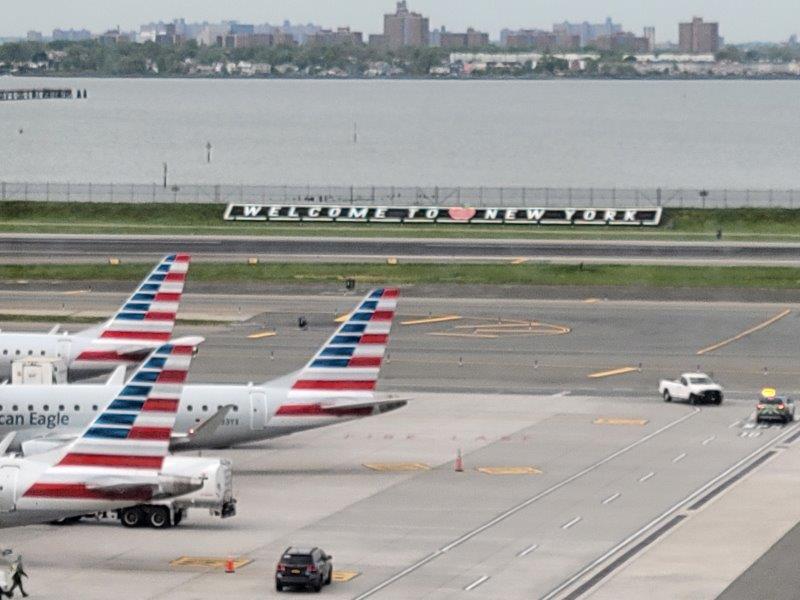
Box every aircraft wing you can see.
[84,476,158,496]
[170,405,234,450]
[318,395,410,415]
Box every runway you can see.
[5,233,800,265]
[0,291,797,599]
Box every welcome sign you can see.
[223,204,662,226]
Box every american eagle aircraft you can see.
[0,288,405,455]
[0,254,190,382]
[0,337,218,527]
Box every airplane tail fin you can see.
[24,337,202,499]
[75,254,190,366]
[287,288,399,399]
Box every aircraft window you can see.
[43,404,49,411]
[2,350,6,356]
[233,406,238,412]
[187,405,193,412]
[14,350,19,356]
[92,405,98,411]
[11,405,17,412]
[202,405,208,412]
[59,405,64,411]
[40,350,45,356]
[74,405,80,411]
[27,350,32,356]
[0,405,2,411]
[27,405,32,411]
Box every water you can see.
[1,77,798,188]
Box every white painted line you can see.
[541,421,800,600]
[602,492,621,505]
[464,575,490,591]
[749,431,762,438]
[517,544,539,557]
[552,390,571,397]
[672,453,687,463]
[638,472,655,483]
[355,409,703,600]
[562,516,582,530]
[702,435,716,446]
[739,431,748,438]
[729,420,741,429]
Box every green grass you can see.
[3,262,800,289]
[2,202,800,240]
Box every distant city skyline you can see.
[5,1,798,43]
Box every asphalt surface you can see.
[0,293,797,599]
[5,233,800,265]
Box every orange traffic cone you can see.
[455,449,464,472]
[225,557,236,573]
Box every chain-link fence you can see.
[2,182,800,208]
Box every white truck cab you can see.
[659,372,723,405]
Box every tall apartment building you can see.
[679,17,720,53]
[504,29,579,51]
[643,27,656,51]
[438,28,489,49]
[593,32,650,53]
[308,27,364,46]
[552,17,622,47]
[383,1,429,49]
[52,28,91,42]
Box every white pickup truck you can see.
[658,373,723,405]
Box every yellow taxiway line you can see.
[594,417,649,426]
[334,312,352,323]
[401,315,462,326]
[696,309,792,355]
[588,366,639,379]
[510,257,528,265]
[247,331,277,340]
[477,466,542,475]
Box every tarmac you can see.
[0,290,798,599]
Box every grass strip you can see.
[2,262,800,289]
[2,202,800,240]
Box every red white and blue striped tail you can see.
[75,254,191,367]
[289,288,399,399]
[23,337,202,500]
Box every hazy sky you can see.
[6,1,796,43]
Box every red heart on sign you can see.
[448,207,477,221]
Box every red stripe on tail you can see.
[370,311,394,321]
[157,370,187,384]
[359,334,388,344]
[128,427,172,440]
[348,356,382,367]
[58,453,164,469]
[154,292,181,302]
[292,380,376,391]
[142,398,179,413]
[145,312,176,321]
[100,331,171,341]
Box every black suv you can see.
[276,546,333,593]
